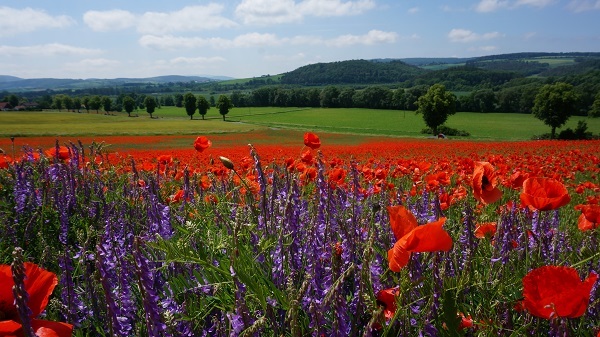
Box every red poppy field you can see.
[1,132,599,336]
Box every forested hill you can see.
[280,60,426,85]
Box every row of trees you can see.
[417,82,584,139]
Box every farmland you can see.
[1,108,599,336]
[1,107,599,141]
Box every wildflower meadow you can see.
[0,133,599,336]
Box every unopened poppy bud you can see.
[219,156,235,170]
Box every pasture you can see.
[1,107,598,141]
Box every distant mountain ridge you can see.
[0,75,231,91]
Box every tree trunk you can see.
[190,115,193,120]
[551,127,556,139]
[222,115,225,121]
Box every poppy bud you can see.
[219,156,235,170]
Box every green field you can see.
[1,107,598,141]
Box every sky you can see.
[1,0,599,79]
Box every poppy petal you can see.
[387,206,418,241]
[0,265,17,319]
[400,218,453,252]
[387,243,411,272]
[23,262,58,318]
[523,266,597,319]
[520,177,571,211]
[0,320,22,335]
[31,319,74,337]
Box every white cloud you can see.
[448,29,502,43]
[524,32,537,39]
[170,56,226,65]
[566,0,600,12]
[235,0,302,25]
[235,0,375,25]
[330,30,398,46]
[83,10,136,32]
[140,30,397,50]
[475,0,509,12]
[138,4,237,34]
[514,0,555,7]
[0,43,100,56]
[470,45,498,52]
[0,6,74,37]
[297,0,375,16]
[408,7,420,14]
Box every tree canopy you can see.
[144,96,157,118]
[197,96,210,120]
[416,84,457,135]
[216,95,233,121]
[532,82,578,139]
[183,92,197,119]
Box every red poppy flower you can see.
[474,222,497,239]
[576,204,600,231]
[520,177,571,211]
[45,146,70,161]
[522,265,598,319]
[193,136,212,153]
[387,206,453,272]
[0,262,73,337]
[376,288,399,321]
[472,161,503,204]
[303,132,321,149]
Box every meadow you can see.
[1,109,599,336]
[2,107,599,140]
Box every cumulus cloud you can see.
[448,29,502,43]
[474,0,555,12]
[235,0,375,25]
[329,30,398,46]
[0,43,100,56]
[137,4,238,34]
[83,10,136,32]
[140,29,397,50]
[469,45,498,52]
[475,0,509,12]
[566,0,600,12]
[0,6,74,36]
[514,0,555,7]
[170,56,226,65]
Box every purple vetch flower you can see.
[11,247,36,337]
[58,248,86,326]
[133,238,170,337]
[458,204,477,271]
[226,312,244,336]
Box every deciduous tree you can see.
[123,96,135,117]
[532,82,578,139]
[416,84,456,135]
[197,95,210,120]
[144,96,157,118]
[183,92,197,119]
[216,95,233,121]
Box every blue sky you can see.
[1,0,599,79]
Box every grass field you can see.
[1,107,598,141]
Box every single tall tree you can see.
[216,95,233,121]
[197,95,210,120]
[144,96,157,118]
[123,96,136,117]
[416,84,456,135]
[101,96,112,114]
[532,82,578,139]
[183,93,197,120]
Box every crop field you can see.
[1,110,599,336]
